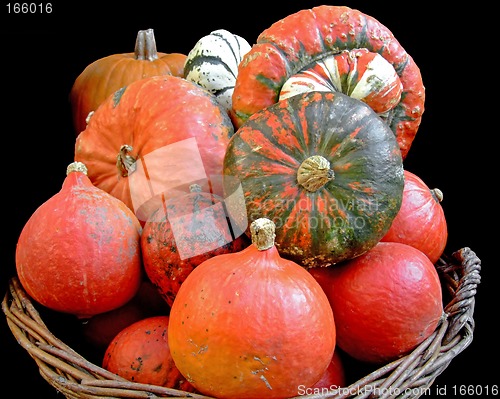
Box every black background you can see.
[2,1,495,397]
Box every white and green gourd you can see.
[184,29,251,113]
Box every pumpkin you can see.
[184,29,252,113]
[381,169,448,263]
[231,5,425,159]
[103,316,195,391]
[309,241,444,364]
[15,162,143,319]
[141,183,249,307]
[167,218,336,399]
[223,91,404,268]
[70,28,187,136]
[74,74,234,224]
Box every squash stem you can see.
[297,155,334,192]
[116,145,137,177]
[66,161,88,176]
[431,188,443,203]
[250,218,276,251]
[135,29,158,61]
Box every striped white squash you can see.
[280,49,403,115]
[184,29,251,112]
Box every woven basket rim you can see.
[2,247,481,399]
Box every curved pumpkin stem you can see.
[297,155,334,192]
[116,145,137,177]
[135,29,158,61]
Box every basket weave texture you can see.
[3,247,480,399]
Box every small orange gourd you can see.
[15,161,143,319]
[168,217,336,399]
[103,316,195,391]
[70,28,187,136]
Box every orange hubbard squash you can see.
[141,184,249,307]
[168,218,336,399]
[381,169,448,263]
[15,162,143,319]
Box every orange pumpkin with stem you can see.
[15,162,143,319]
[168,217,336,399]
[74,74,234,224]
[70,28,186,136]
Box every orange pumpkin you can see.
[168,218,336,399]
[70,28,187,136]
[15,162,143,319]
[309,241,443,364]
[103,316,194,391]
[381,169,448,263]
[74,74,234,224]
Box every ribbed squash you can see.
[279,49,403,115]
[231,5,425,159]
[74,75,234,224]
[70,29,186,136]
[223,91,404,268]
[184,29,251,113]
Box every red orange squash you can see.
[168,218,336,398]
[141,184,249,307]
[15,162,143,319]
[103,316,194,391]
[309,241,444,364]
[74,74,234,224]
[382,169,448,263]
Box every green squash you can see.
[223,91,404,268]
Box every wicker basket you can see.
[3,247,480,399]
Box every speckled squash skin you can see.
[223,91,404,268]
[15,162,143,319]
[141,185,249,307]
[231,5,425,159]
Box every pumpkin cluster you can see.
[15,4,449,399]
